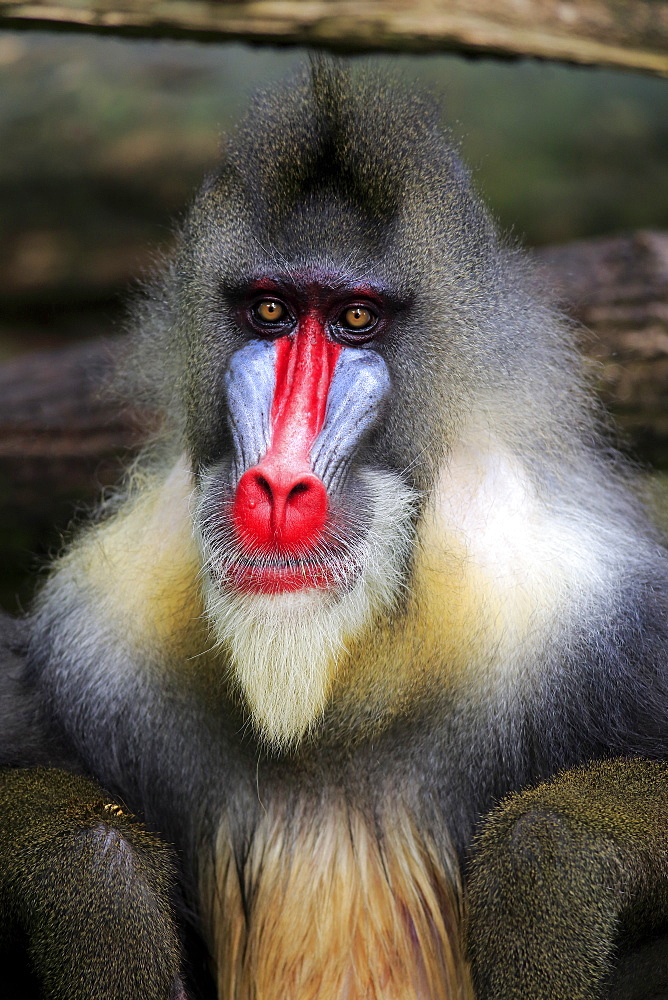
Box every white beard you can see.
[198,470,417,748]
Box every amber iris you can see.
[256,300,285,322]
[343,306,374,329]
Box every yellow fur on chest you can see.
[75,458,499,702]
[75,459,205,651]
[202,797,471,1000]
[73,440,590,729]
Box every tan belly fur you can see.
[202,796,472,1000]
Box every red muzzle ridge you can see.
[232,318,341,555]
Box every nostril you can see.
[287,481,309,503]
[255,474,273,500]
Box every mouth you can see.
[196,468,374,598]
[221,552,359,595]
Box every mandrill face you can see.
[192,264,417,746]
[152,64,497,747]
[220,272,393,588]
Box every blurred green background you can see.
[1,33,668,359]
[1,33,668,609]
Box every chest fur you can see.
[200,795,472,1000]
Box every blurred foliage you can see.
[0,34,667,264]
[0,33,667,340]
[425,59,668,245]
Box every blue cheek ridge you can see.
[224,339,277,479]
[311,348,391,491]
[224,340,390,495]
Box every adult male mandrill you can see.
[0,60,667,1000]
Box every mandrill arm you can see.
[0,767,188,1000]
[466,758,668,1000]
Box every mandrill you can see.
[0,60,667,1000]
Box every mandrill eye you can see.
[333,303,379,345]
[343,306,375,329]
[254,299,286,323]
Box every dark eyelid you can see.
[242,296,295,338]
[330,302,382,346]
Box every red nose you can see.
[233,458,328,553]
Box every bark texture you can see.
[0,0,667,76]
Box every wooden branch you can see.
[0,0,667,76]
[0,337,145,513]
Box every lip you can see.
[224,558,339,594]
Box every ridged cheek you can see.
[222,333,391,591]
[310,346,391,491]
